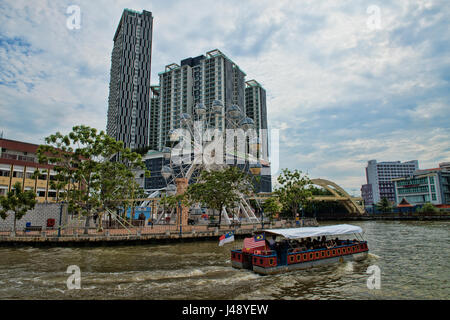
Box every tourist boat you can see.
[231,224,369,275]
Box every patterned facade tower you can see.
[149,85,160,151]
[107,9,153,150]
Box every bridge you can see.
[309,179,364,215]
[250,178,365,215]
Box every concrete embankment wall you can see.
[316,215,450,221]
[0,225,261,247]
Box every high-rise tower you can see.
[245,80,268,161]
[107,9,153,150]
[157,49,246,149]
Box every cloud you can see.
[0,0,449,194]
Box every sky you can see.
[0,0,449,196]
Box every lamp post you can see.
[57,201,64,237]
[261,207,264,229]
[178,200,182,236]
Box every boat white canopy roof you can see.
[262,224,363,239]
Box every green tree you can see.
[308,185,333,196]
[376,198,392,213]
[417,202,438,214]
[0,182,37,234]
[274,168,312,219]
[184,166,254,227]
[159,194,185,210]
[36,125,150,232]
[262,197,283,222]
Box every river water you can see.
[0,221,448,300]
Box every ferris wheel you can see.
[158,99,263,225]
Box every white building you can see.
[392,163,450,206]
[362,160,419,206]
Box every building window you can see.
[12,171,24,178]
[0,170,11,177]
[37,190,46,197]
[48,191,57,199]
[25,172,35,179]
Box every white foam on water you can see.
[10,280,23,285]
[368,253,381,259]
[50,288,66,294]
[344,261,354,272]
[81,286,97,290]
[82,267,219,285]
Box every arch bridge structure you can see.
[309,179,364,215]
[250,178,365,215]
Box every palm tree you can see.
[376,198,392,213]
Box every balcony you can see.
[1,153,36,163]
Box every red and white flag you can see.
[219,231,235,246]
[243,234,266,252]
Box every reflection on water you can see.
[0,221,448,299]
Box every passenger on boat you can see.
[297,239,307,251]
[306,237,314,250]
[326,239,336,249]
[268,236,277,251]
[312,237,318,249]
[290,240,305,252]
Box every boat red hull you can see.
[231,242,369,275]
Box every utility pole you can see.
[57,202,63,237]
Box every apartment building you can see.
[0,138,80,202]
[157,49,246,149]
[245,80,269,161]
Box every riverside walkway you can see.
[0,219,319,246]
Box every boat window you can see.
[303,254,307,261]
[309,253,313,260]
[321,251,325,257]
[315,252,319,259]
[332,250,336,255]
[269,258,274,265]
[343,248,346,254]
[259,259,263,265]
[289,256,294,263]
